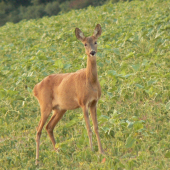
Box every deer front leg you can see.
[82,106,93,151]
[90,103,104,154]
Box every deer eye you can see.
[94,41,97,44]
[84,43,87,46]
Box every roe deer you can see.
[33,24,104,164]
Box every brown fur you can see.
[34,24,104,164]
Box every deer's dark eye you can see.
[94,41,97,44]
[84,43,87,46]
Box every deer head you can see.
[75,24,102,57]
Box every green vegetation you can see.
[0,0,108,26]
[0,0,170,169]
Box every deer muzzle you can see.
[90,51,96,56]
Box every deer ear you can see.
[75,28,85,41]
[93,24,102,39]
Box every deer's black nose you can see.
[90,51,96,56]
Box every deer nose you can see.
[90,51,96,56]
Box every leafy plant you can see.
[0,0,170,169]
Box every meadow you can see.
[0,0,170,169]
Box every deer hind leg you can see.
[90,102,104,154]
[82,106,93,151]
[46,109,66,149]
[36,103,52,164]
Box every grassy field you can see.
[0,0,170,169]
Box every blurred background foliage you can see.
[0,0,133,26]
[0,0,170,168]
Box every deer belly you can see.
[52,93,79,110]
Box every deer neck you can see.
[86,55,98,84]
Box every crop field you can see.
[0,0,170,169]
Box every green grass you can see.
[0,0,170,169]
